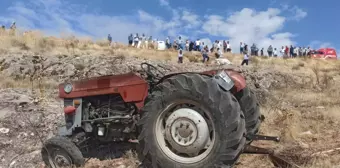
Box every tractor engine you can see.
[83,94,134,120]
[70,94,139,142]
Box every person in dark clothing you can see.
[251,43,257,56]
[107,34,112,46]
[289,45,294,57]
[189,41,194,51]
[244,44,248,53]
[202,47,209,63]
[260,48,264,56]
[267,45,273,57]
[240,42,244,54]
[128,34,133,46]
[223,40,227,51]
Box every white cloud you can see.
[289,6,307,21]
[309,40,334,49]
[181,10,201,29]
[159,0,169,7]
[202,8,296,52]
[0,0,188,42]
[280,4,307,21]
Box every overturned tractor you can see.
[41,63,295,168]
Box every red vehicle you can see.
[311,48,337,59]
[41,63,294,168]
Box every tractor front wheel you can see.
[137,74,246,168]
[41,136,85,168]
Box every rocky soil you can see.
[0,53,339,168]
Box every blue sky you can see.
[0,0,339,53]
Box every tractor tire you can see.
[235,87,262,141]
[137,74,246,168]
[41,136,85,168]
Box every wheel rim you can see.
[155,99,215,164]
[47,149,73,168]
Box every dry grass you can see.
[1,30,340,168]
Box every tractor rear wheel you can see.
[235,87,262,142]
[137,74,246,168]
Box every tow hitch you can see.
[243,134,300,168]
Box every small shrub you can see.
[74,64,85,71]
[311,64,320,85]
[11,38,30,50]
[292,65,300,70]
[250,56,260,66]
[321,73,333,90]
[185,53,201,63]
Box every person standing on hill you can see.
[267,45,273,57]
[178,36,184,50]
[251,43,256,56]
[215,48,223,58]
[226,41,231,52]
[306,46,311,57]
[273,48,278,57]
[128,34,133,46]
[9,21,16,36]
[189,41,194,51]
[280,46,285,57]
[223,40,227,52]
[293,47,298,57]
[0,25,5,36]
[202,47,209,63]
[178,49,183,63]
[285,46,289,57]
[166,37,171,49]
[195,39,201,51]
[244,43,248,53]
[107,34,112,46]
[298,47,303,57]
[241,51,249,66]
[133,33,139,48]
[240,42,244,54]
[289,45,294,57]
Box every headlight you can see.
[64,83,73,94]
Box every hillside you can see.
[0,32,340,168]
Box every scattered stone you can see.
[0,128,9,134]
[300,131,313,136]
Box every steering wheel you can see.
[140,62,165,80]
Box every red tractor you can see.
[41,63,293,168]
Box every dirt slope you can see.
[0,47,340,168]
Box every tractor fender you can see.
[224,69,247,93]
[157,70,246,93]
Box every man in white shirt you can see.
[273,48,278,57]
[133,34,139,48]
[241,51,249,66]
[178,49,183,63]
[294,47,298,57]
[280,46,285,57]
[195,39,201,51]
[215,48,223,58]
